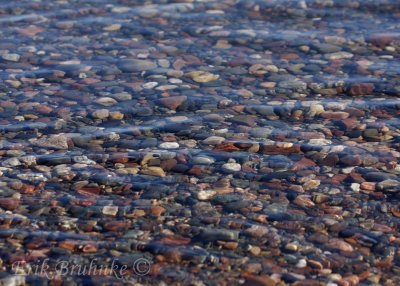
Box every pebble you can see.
[186,71,219,83]
[103,23,121,31]
[326,238,354,252]
[197,190,217,201]
[117,59,157,72]
[0,198,20,211]
[324,52,354,60]
[34,134,69,149]
[192,156,215,165]
[350,183,360,192]
[296,259,307,268]
[376,180,400,192]
[197,228,239,242]
[2,53,20,62]
[203,136,225,145]
[159,142,179,149]
[142,82,159,89]
[222,162,241,172]
[159,95,187,110]
[141,167,166,177]
[103,206,118,216]
[94,97,118,106]
[92,109,110,119]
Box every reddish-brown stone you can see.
[150,206,166,216]
[103,221,130,232]
[260,144,301,155]
[159,95,187,110]
[0,198,20,211]
[213,142,240,152]
[369,33,400,47]
[348,83,374,96]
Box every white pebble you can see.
[222,162,241,172]
[159,142,179,149]
[142,82,158,89]
[296,259,307,268]
[351,183,360,192]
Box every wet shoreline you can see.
[1,0,400,285]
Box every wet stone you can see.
[117,59,157,72]
[196,228,239,242]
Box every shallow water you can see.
[1,0,400,285]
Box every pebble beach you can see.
[1,0,400,285]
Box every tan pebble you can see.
[141,166,166,177]
[249,246,261,256]
[285,243,298,252]
[185,71,219,83]
[103,24,121,31]
[5,80,21,87]
[303,180,320,190]
[92,109,109,119]
[109,111,124,120]
[102,206,118,216]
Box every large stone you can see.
[369,33,400,47]
[364,172,397,182]
[376,180,400,192]
[34,135,69,149]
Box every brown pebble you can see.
[326,238,354,252]
[348,83,374,96]
[150,206,166,216]
[0,198,20,211]
[159,95,187,110]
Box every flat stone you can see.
[324,52,354,60]
[326,238,354,252]
[141,167,166,177]
[364,172,397,182]
[103,23,121,31]
[117,59,157,72]
[0,198,20,211]
[159,142,179,149]
[159,95,187,110]
[92,109,109,119]
[103,206,118,216]
[321,111,349,120]
[2,157,21,167]
[186,71,219,83]
[34,135,69,149]
[203,136,225,145]
[196,228,239,242]
[369,33,400,47]
[376,180,400,192]
[94,97,118,106]
[348,83,374,96]
[192,156,215,165]
[2,53,20,62]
